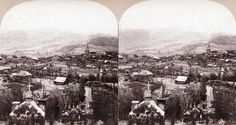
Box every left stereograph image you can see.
[0,0,118,125]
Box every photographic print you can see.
[119,0,236,125]
[0,0,118,125]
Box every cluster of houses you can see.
[0,44,118,85]
[0,43,119,124]
[119,45,236,86]
[119,45,236,124]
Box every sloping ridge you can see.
[0,30,118,57]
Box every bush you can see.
[118,87,143,120]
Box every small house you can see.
[0,66,11,74]
[175,76,189,84]
[132,70,153,82]
[10,71,32,84]
[54,77,68,85]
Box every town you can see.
[0,43,118,125]
[118,43,236,125]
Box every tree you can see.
[45,94,60,125]
[118,86,143,120]
[185,84,201,107]
[93,87,118,124]
[200,78,207,101]
[0,90,12,120]
[0,85,23,120]
[165,94,185,125]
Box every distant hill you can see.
[0,30,118,57]
[210,35,236,45]
[89,35,118,48]
[120,29,236,56]
[179,35,236,54]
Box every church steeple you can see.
[25,82,33,100]
[206,42,211,53]
[85,43,90,54]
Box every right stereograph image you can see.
[118,0,236,125]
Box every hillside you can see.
[120,29,236,56]
[0,30,118,57]
[179,35,236,54]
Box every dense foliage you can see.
[92,87,118,125]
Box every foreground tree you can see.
[165,93,185,125]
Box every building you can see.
[206,43,211,54]
[85,43,90,55]
[9,86,45,124]
[10,70,32,84]
[175,76,189,84]
[118,55,124,60]
[54,76,68,85]
[0,66,11,74]
[128,90,165,124]
[132,70,153,82]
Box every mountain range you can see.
[120,29,236,57]
[0,30,118,57]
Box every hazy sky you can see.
[120,0,236,35]
[0,0,118,36]
[119,0,236,55]
[0,0,236,56]
[0,0,236,21]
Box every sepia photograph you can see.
[0,0,118,125]
[1,0,236,125]
[119,0,236,125]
